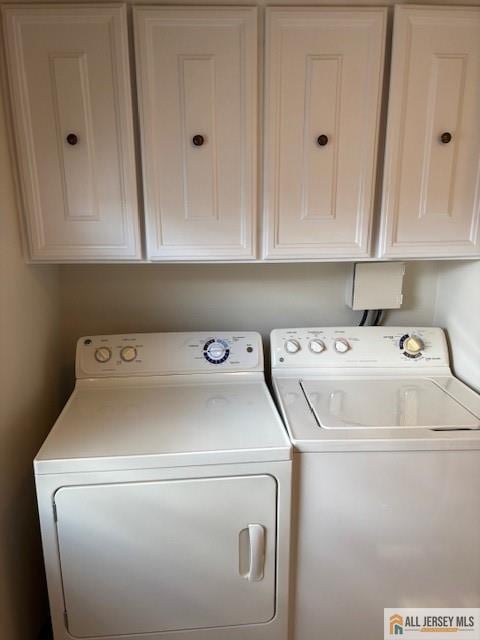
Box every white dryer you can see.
[270,327,480,640]
[35,332,292,640]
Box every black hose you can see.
[359,310,368,326]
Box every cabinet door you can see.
[135,7,257,260]
[264,9,386,260]
[54,475,276,637]
[380,6,480,258]
[3,6,140,262]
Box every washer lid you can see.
[300,378,480,430]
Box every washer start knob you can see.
[403,335,424,355]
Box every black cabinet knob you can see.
[192,134,205,146]
[440,132,452,144]
[66,133,78,146]
[317,134,329,146]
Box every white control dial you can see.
[309,339,326,354]
[285,339,301,354]
[208,343,227,360]
[203,339,230,364]
[94,347,111,363]
[120,346,137,362]
[334,338,351,353]
[404,335,424,355]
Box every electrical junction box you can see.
[347,262,405,310]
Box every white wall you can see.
[0,79,61,637]
[434,260,480,391]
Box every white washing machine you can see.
[35,332,292,640]
[270,326,480,640]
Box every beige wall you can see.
[58,259,479,393]
[434,261,480,392]
[59,260,440,385]
[0,82,61,636]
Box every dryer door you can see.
[54,474,277,637]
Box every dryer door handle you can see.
[247,524,265,582]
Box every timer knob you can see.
[203,339,230,364]
[309,339,326,354]
[120,346,137,362]
[334,338,351,353]
[208,343,227,360]
[285,339,301,354]
[94,347,111,363]
[404,335,424,355]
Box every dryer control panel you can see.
[271,327,449,368]
[77,332,262,378]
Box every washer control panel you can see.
[271,327,449,368]
[77,332,262,378]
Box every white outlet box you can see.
[348,262,405,310]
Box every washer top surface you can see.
[271,327,480,451]
[300,377,479,430]
[35,332,291,474]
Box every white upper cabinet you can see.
[4,4,479,263]
[134,7,257,260]
[3,5,141,261]
[380,5,480,258]
[263,8,387,260]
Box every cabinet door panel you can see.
[135,7,257,260]
[264,9,386,259]
[3,6,141,261]
[55,475,276,637]
[380,6,480,258]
